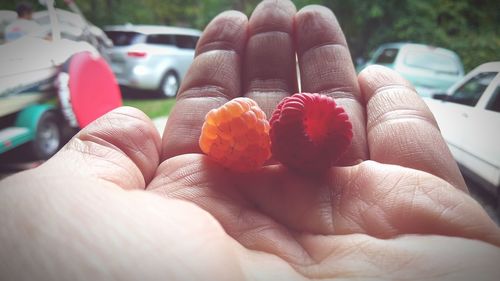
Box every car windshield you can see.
[404,51,460,75]
[374,48,398,64]
[105,31,143,46]
[449,72,497,106]
[146,34,175,45]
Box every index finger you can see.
[161,11,248,160]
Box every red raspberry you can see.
[270,93,352,173]
[199,97,271,172]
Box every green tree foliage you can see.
[294,0,499,71]
[3,0,498,71]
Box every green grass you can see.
[123,98,176,119]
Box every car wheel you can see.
[32,111,61,160]
[159,71,179,98]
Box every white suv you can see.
[104,25,201,98]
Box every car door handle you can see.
[461,112,468,118]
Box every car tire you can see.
[159,71,179,98]
[32,111,62,160]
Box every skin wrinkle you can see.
[67,138,145,189]
[194,12,247,57]
[182,52,241,94]
[293,235,376,279]
[244,33,295,81]
[331,173,367,233]
[416,181,477,233]
[78,112,160,177]
[107,123,158,181]
[366,87,436,124]
[246,80,293,94]
[210,53,236,82]
[178,86,231,100]
[249,0,294,34]
[360,174,406,236]
[150,158,331,268]
[171,182,313,267]
[301,48,352,84]
[358,241,418,279]
[369,120,466,190]
[319,187,335,234]
[197,41,241,55]
[434,196,464,228]
[151,157,204,190]
[300,46,358,95]
[364,85,417,103]
[321,91,361,101]
[153,159,250,209]
[249,29,291,39]
[295,6,347,51]
[295,235,342,269]
[110,113,161,170]
[368,109,437,133]
[405,184,449,227]
[240,233,310,270]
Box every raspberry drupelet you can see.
[199,97,271,172]
[270,93,353,174]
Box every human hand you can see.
[1,1,499,280]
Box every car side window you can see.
[374,48,399,64]
[146,34,175,46]
[448,72,497,106]
[174,35,198,49]
[106,31,142,46]
[486,86,500,113]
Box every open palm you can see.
[2,1,499,280]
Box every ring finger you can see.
[295,5,368,165]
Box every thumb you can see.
[45,106,161,190]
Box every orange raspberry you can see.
[199,97,271,172]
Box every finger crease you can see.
[367,109,439,133]
[250,29,291,38]
[300,41,348,58]
[178,85,233,101]
[196,42,241,57]
[318,89,362,103]
[365,84,417,104]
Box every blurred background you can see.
[2,0,498,71]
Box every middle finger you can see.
[243,0,298,117]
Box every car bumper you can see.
[110,63,161,90]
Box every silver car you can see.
[104,25,201,98]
